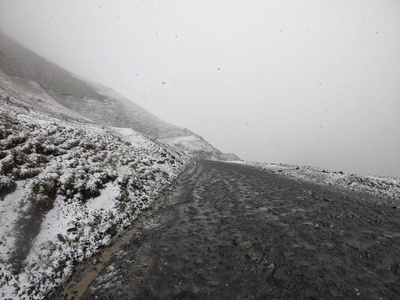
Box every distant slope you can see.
[246,161,400,201]
[160,135,240,161]
[0,31,194,140]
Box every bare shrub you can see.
[0,175,16,199]
[19,168,41,180]
[0,128,13,140]
[0,156,16,175]
[0,151,7,159]
[8,149,29,166]
[4,133,28,149]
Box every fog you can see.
[1,0,399,177]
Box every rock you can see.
[57,234,66,243]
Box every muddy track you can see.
[81,160,399,299]
[56,162,193,299]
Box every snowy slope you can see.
[0,31,234,156]
[0,29,184,138]
[245,162,400,202]
[0,31,242,299]
[161,135,218,152]
[0,69,93,123]
[0,91,188,299]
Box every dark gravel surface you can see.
[82,160,400,299]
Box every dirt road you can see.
[81,160,400,299]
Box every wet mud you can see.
[82,160,400,299]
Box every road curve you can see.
[82,159,400,299]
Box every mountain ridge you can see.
[0,30,237,158]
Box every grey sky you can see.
[1,0,399,177]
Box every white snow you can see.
[0,93,188,299]
[86,182,120,211]
[161,135,216,152]
[0,182,28,260]
[111,127,156,149]
[245,162,400,201]
[31,197,77,246]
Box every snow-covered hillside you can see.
[247,162,400,202]
[159,135,239,161]
[0,91,188,299]
[0,31,242,300]
[0,32,192,140]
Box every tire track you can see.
[82,160,400,299]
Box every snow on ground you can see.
[160,135,216,153]
[159,135,240,161]
[85,182,120,211]
[0,69,92,123]
[245,162,400,202]
[0,91,188,299]
[0,182,28,261]
[111,127,158,150]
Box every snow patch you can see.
[247,162,400,201]
[0,182,28,261]
[161,135,216,152]
[86,182,119,211]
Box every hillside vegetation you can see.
[0,91,188,299]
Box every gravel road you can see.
[82,159,400,299]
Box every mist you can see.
[1,0,399,177]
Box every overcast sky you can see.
[1,0,399,177]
